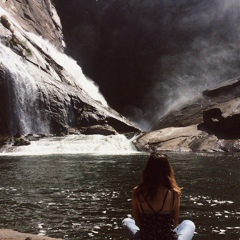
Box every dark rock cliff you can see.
[0,0,139,144]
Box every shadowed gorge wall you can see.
[53,0,240,129]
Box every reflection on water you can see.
[0,153,239,239]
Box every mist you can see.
[135,0,240,129]
[54,0,240,130]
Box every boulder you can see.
[79,125,117,135]
[202,108,224,130]
[202,108,240,138]
[13,137,30,146]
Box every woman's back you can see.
[136,188,177,240]
[137,187,175,214]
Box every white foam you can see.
[0,134,142,156]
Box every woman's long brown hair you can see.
[136,152,181,199]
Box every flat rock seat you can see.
[0,229,62,240]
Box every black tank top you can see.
[138,190,177,240]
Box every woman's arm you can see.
[132,187,140,227]
[173,192,180,227]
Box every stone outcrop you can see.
[0,2,140,146]
[202,108,240,137]
[13,136,31,146]
[0,228,62,240]
[134,125,240,153]
[135,76,240,153]
[0,0,64,50]
[79,124,117,135]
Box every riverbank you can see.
[0,229,62,240]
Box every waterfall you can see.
[0,6,109,136]
[0,42,50,135]
[0,6,140,155]
[0,134,141,156]
[24,32,108,107]
[0,5,108,107]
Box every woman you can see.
[122,152,195,240]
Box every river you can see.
[0,153,239,240]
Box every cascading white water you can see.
[25,32,108,107]
[0,5,108,107]
[0,7,140,155]
[0,7,107,133]
[0,134,142,156]
[0,42,50,135]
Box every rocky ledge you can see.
[0,229,62,240]
[135,76,240,153]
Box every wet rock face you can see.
[0,56,138,137]
[0,5,140,138]
[0,0,64,50]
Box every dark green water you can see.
[0,153,239,240]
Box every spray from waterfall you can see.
[131,0,240,129]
